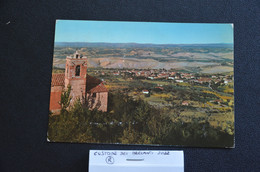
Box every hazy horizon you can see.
[55,41,234,45]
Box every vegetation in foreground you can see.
[48,89,234,147]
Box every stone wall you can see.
[86,92,108,112]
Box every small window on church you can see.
[75,65,80,76]
[93,93,96,98]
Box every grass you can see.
[177,82,192,87]
[153,93,172,99]
[141,79,171,86]
[203,90,233,101]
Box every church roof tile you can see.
[51,73,65,86]
[86,75,108,93]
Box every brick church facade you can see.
[49,51,108,113]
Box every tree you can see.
[59,85,72,113]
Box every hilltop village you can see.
[96,68,233,85]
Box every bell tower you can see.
[65,51,87,104]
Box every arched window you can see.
[75,65,80,76]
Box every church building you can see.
[49,51,108,114]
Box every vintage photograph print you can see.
[48,20,234,147]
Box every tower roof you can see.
[66,51,87,59]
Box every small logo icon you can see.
[105,156,114,164]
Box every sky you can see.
[54,20,233,44]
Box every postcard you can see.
[47,20,234,148]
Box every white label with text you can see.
[89,150,184,172]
